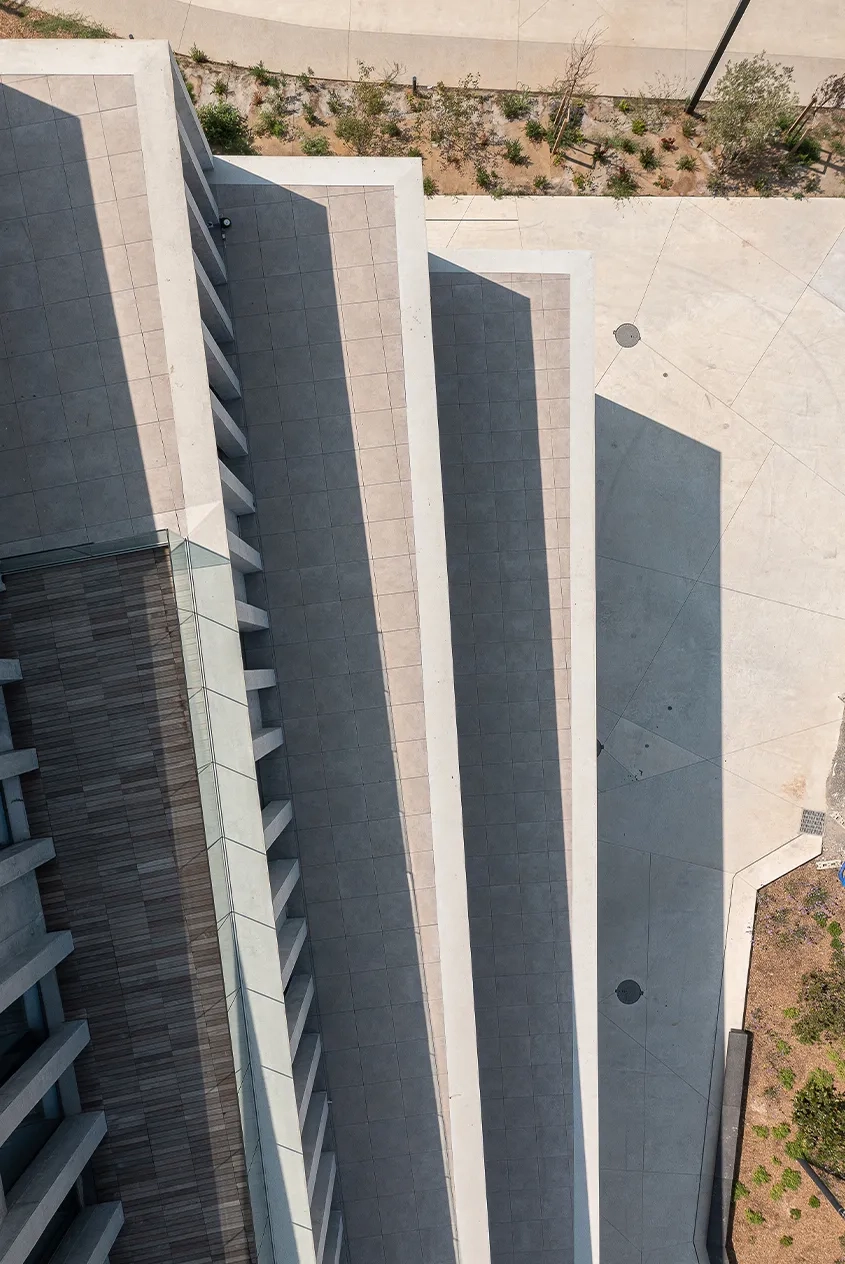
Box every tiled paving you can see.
[218,179,457,1264]
[431,267,574,1263]
[0,549,255,1264]
[0,74,180,555]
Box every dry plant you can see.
[419,73,491,167]
[548,23,603,157]
[785,72,845,149]
[333,61,403,156]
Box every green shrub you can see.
[423,175,437,196]
[197,101,254,155]
[606,164,638,199]
[784,1140,804,1160]
[789,1207,801,1220]
[533,174,551,192]
[734,1180,750,1200]
[779,1067,796,1090]
[638,145,659,170]
[809,1194,821,1208]
[254,104,289,140]
[676,153,696,171]
[793,1069,845,1175]
[616,98,631,113]
[302,103,322,127]
[829,921,842,937]
[784,1007,800,1019]
[794,134,822,164]
[706,54,798,168]
[753,1165,772,1185]
[501,89,532,121]
[525,118,547,143]
[776,1039,792,1057]
[793,968,845,1043]
[753,1125,770,1139]
[190,45,209,63]
[407,147,423,158]
[782,1168,801,1191]
[773,1124,791,1140]
[332,62,401,156]
[779,1236,793,1247]
[631,117,647,135]
[504,138,529,166]
[301,133,331,155]
[250,61,280,89]
[619,136,638,154]
[682,117,697,139]
[475,165,497,191]
[212,78,229,98]
[746,1208,765,1225]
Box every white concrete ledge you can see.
[252,726,284,761]
[0,1112,107,1264]
[311,1152,336,1264]
[195,252,233,343]
[186,183,226,284]
[49,1202,124,1264]
[301,1091,328,1203]
[170,50,214,171]
[0,749,37,781]
[235,600,269,632]
[210,393,248,458]
[269,857,300,921]
[0,932,74,1014]
[244,668,277,692]
[324,1213,343,1264]
[219,460,255,514]
[228,530,263,573]
[293,1034,321,1128]
[203,323,241,400]
[262,799,293,849]
[286,974,314,1061]
[0,837,55,889]
[178,114,218,223]
[0,1021,90,1148]
[277,917,307,988]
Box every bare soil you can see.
[733,862,845,1264]
[179,57,845,200]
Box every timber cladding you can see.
[0,549,256,1264]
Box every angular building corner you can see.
[0,39,597,1264]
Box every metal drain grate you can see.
[616,979,643,1005]
[614,323,641,348]
[801,809,826,836]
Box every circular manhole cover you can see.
[614,323,641,348]
[616,979,643,1005]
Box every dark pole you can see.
[685,0,752,114]
[797,1158,845,1221]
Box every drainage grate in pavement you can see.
[614,323,641,348]
[616,979,643,1005]
[801,809,826,836]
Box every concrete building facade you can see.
[0,42,596,1264]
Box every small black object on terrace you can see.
[616,979,643,1005]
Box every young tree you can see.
[549,24,603,157]
[706,53,798,168]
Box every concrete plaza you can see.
[428,193,845,1262]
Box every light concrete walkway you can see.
[427,193,845,1262]
[40,0,845,96]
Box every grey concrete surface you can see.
[429,264,575,1264]
[0,73,181,557]
[216,174,459,1264]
